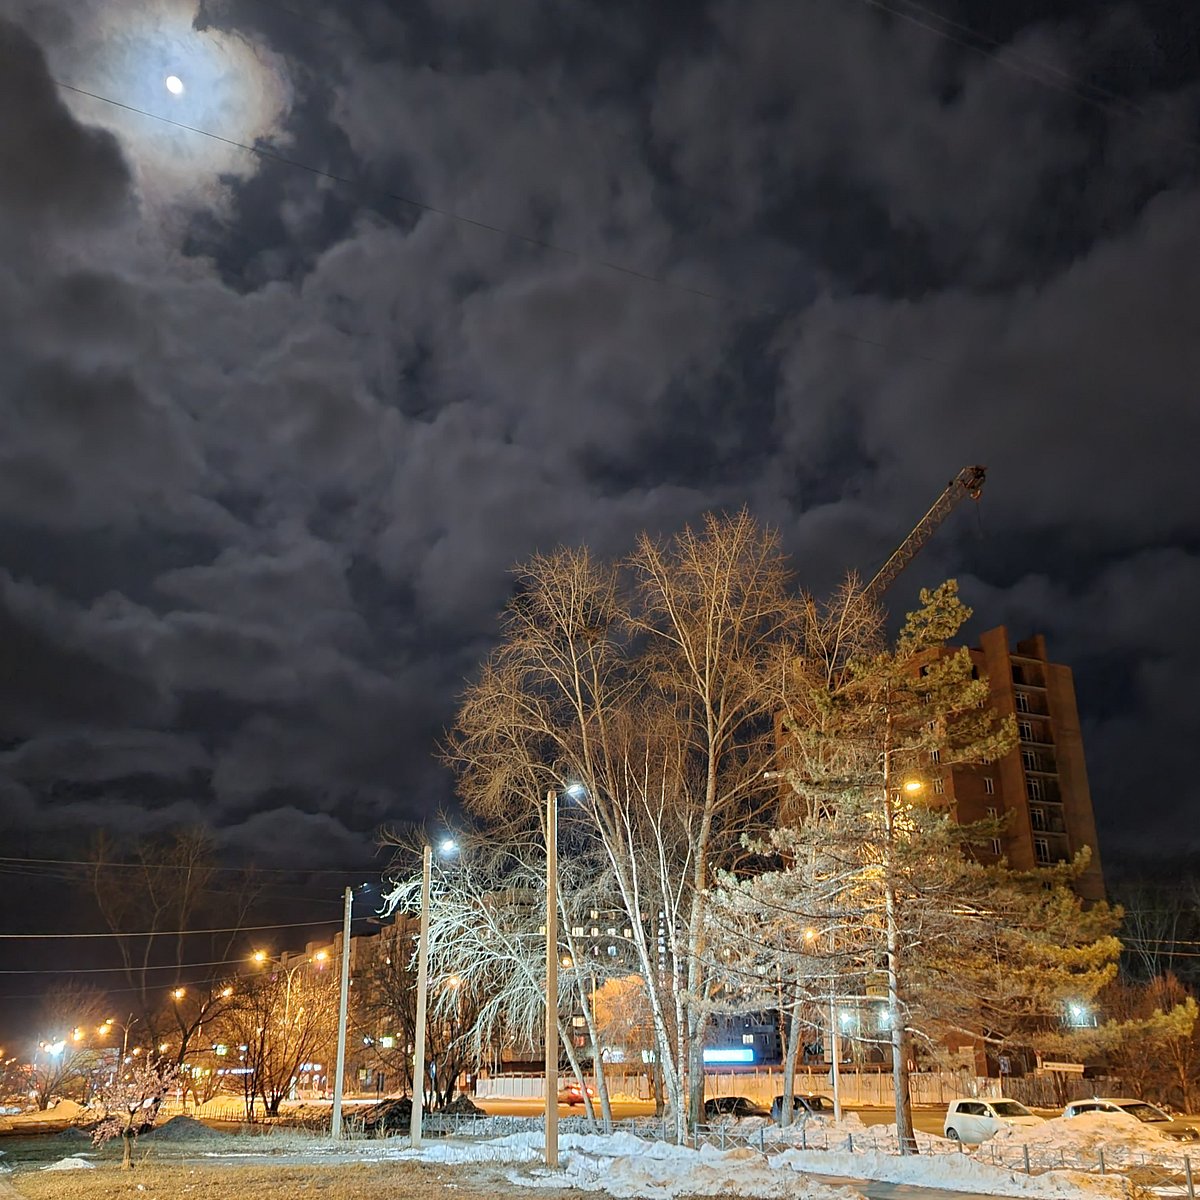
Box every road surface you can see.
[474,1095,951,1134]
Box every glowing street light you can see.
[411,836,459,1148]
[902,778,924,796]
[165,75,184,96]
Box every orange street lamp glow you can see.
[903,779,924,795]
[252,950,267,965]
[172,988,186,1000]
[221,987,233,998]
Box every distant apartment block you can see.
[947,627,1105,902]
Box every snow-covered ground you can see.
[392,1127,1140,1199]
[984,1110,1200,1171]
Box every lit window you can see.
[607,945,617,957]
[984,777,995,795]
[572,1016,586,1028]
[571,926,584,937]
[742,1034,755,1045]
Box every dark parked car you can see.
[770,1093,834,1123]
[703,1095,772,1121]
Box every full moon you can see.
[165,75,184,95]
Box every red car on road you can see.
[558,1082,596,1106]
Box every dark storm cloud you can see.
[1,0,1199,877]
[0,18,132,227]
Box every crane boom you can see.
[863,465,986,604]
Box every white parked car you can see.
[943,1098,1043,1143]
[1062,1098,1200,1142]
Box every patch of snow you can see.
[42,1156,96,1171]
[987,1111,1195,1170]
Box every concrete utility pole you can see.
[545,788,559,1168]
[410,845,433,1147]
[331,885,353,1139]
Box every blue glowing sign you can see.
[703,1046,755,1065]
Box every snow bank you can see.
[399,1131,860,1197]
[772,1147,1137,1200]
[399,1129,1129,1200]
[550,1142,863,1199]
[993,1111,1173,1153]
[41,1156,95,1171]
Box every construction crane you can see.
[863,465,986,604]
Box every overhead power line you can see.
[0,917,356,939]
[0,854,380,877]
[0,957,250,975]
[54,81,736,308]
[854,0,1200,156]
[52,77,964,370]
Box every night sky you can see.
[2,0,1199,1022]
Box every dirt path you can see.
[7,1159,581,1200]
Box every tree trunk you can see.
[780,980,807,1128]
[121,1127,134,1169]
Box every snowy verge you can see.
[399,1129,1130,1200]
[772,1147,1138,1200]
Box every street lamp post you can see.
[545,788,559,1168]
[410,837,457,1148]
[410,846,433,1147]
[331,886,353,1140]
[544,784,586,1168]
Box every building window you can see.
[1021,749,1039,772]
[984,777,995,795]
[1018,721,1034,742]
[1015,692,1031,713]
[990,838,1003,856]
[930,748,941,765]
[932,779,944,794]
[742,1034,755,1045]
[607,945,618,957]
[571,926,584,937]
[1027,778,1045,801]
[986,806,998,819]
[572,1016,586,1028]
[1034,837,1051,864]
[1031,808,1046,831]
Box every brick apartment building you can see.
[947,626,1105,902]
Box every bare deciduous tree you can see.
[450,512,806,1137]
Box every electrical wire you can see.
[49,77,961,371]
[0,957,250,975]
[853,0,1200,157]
[0,917,359,939]
[0,855,382,876]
